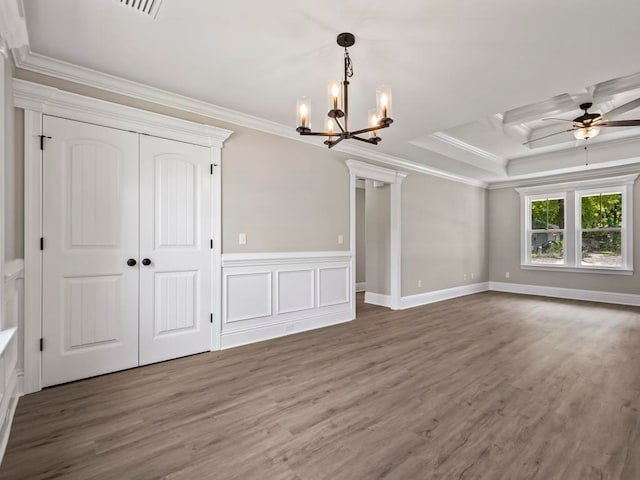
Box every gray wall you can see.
[488,185,640,295]
[402,172,489,297]
[355,187,366,284]
[365,181,390,295]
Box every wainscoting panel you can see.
[1,259,24,462]
[221,252,353,349]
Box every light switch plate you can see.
[239,233,247,245]
[338,234,344,245]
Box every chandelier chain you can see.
[344,48,354,78]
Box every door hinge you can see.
[40,338,44,351]
[210,164,214,175]
[210,313,213,324]
[39,135,52,150]
[40,237,44,250]
[210,239,213,249]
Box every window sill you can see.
[521,264,633,275]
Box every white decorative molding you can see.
[276,269,315,315]
[364,292,392,308]
[400,282,490,309]
[222,251,350,267]
[489,282,640,307]
[13,79,233,148]
[11,49,489,187]
[224,272,272,323]
[347,159,405,311]
[355,282,366,293]
[0,0,28,50]
[488,163,640,190]
[346,159,407,185]
[221,252,353,349]
[514,173,639,195]
[0,326,18,466]
[221,310,353,350]
[430,132,506,165]
[318,267,350,307]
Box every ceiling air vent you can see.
[117,0,163,19]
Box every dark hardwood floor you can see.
[2,292,640,479]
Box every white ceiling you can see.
[18,0,640,183]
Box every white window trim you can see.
[516,174,638,274]
[523,192,567,266]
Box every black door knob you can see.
[142,258,152,266]
[126,258,137,267]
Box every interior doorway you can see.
[346,160,406,313]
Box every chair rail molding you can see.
[346,159,406,311]
[19,88,231,393]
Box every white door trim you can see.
[18,83,232,393]
[346,159,406,311]
[0,46,6,334]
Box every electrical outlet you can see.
[505,271,510,279]
[238,233,247,245]
[338,234,344,245]
[418,279,422,287]
[471,273,475,280]
[463,274,467,281]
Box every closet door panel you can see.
[139,136,212,364]
[42,116,140,387]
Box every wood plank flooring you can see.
[2,292,640,479]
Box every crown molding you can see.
[13,78,233,147]
[488,163,640,190]
[13,47,487,188]
[430,132,506,166]
[0,0,27,50]
[514,173,638,196]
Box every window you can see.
[517,175,637,273]
[579,191,622,267]
[528,196,565,265]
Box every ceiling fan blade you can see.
[602,98,640,119]
[523,128,577,145]
[541,118,579,124]
[599,120,640,127]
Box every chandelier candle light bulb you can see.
[369,108,379,140]
[331,83,340,110]
[376,85,392,122]
[296,96,311,132]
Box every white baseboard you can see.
[364,292,392,308]
[489,281,640,307]
[400,282,490,309]
[355,282,366,293]
[221,310,353,349]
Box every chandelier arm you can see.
[326,136,346,149]
[349,124,388,136]
[334,117,346,133]
[350,135,380,145]
[299,131,336,137]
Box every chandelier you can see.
[296,33,393,149]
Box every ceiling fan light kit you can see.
[525,101,640,145]
[296,32,393,149]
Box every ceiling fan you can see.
[523,98,640,145]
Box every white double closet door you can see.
[42,116,213,387]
